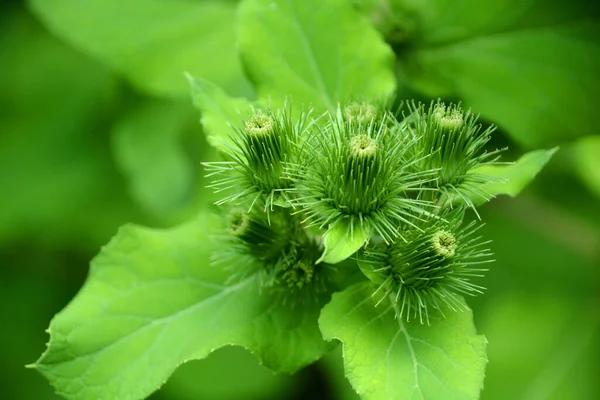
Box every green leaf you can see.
[187,75,254,150]
[32,212,330,400]
[237,0,396,112]
[319,282,487,400]
[570,135,600,198]
[395,0,600,146]
[317,219,370,264]
[470,148,558,205]
[28,0,252,98]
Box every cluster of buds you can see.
[204,100,500,321]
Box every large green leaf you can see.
[319,282,487,400]
[28,0,252,98]
[393,0,600,147]
[238,0,396,112]
[32,212,330,400]
[188,75,254,150]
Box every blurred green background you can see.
[1,0,598,399]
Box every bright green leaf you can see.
[470,148,558,205]
[32,212,330,400]
[319,282,487,400]
[187,75,254,150]
[28,0,252,98]
[318,219,370,264]
[238,0,396,112]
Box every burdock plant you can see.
[205,100,495,319]
[31,1,557,399]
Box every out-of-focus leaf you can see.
[469,148,557,206]
[0,6,142,249]
[472,190,600,399]
[33,212,330,400]
[392,0,600,146]
[238,0,396,112]
[390,0,598,45]
[570,135,600,198]
[477,295,599,400]
[112,99,209,219]
[319,282,487,400]
[478,195,599,293]
[28,0,252,98]
[318,219,370,264]
[188,75,253,150]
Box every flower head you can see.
[403,100,505,211]
[244,110,274,136]
[288,106,436,243]
[345,102,378,125]
[204,104,311,213]
[431,230,457,258]
[350,134,377,158]
[358,209,493,323]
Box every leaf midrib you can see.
[285,0,334,110]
